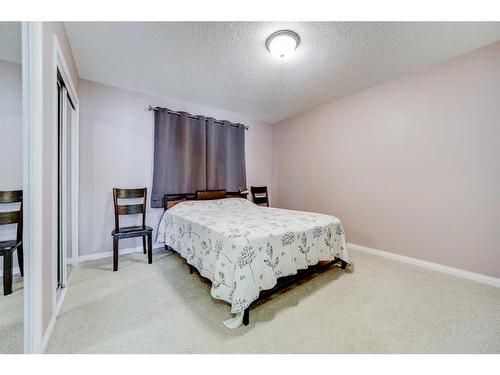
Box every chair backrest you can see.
[112,188,147,232]
[250,186,269,207]
[0,190,23,242]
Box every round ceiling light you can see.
[265,30,300,59]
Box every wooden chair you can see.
[112,188,153,271]
[250,186,270,207]
[0,190,23,296]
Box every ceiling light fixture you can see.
[265,30,300,59]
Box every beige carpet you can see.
[0,275,23,354]
[45,249,500,353]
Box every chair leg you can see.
[142,236,147,254]
[147,233,152,264]
[113,237,119,271]
[3,253,13,295]
[17,245,24,277]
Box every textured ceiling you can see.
[0,22,22,64]
[65,22,500,123]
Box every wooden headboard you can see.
[163,189,248,211]
[196,189,227,200]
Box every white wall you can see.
[40,22,80,337]
[0,59,22,191]
[0,58,22,271]
[79,79,273,257]
[272,41,500,278]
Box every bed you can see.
[158,189,349,327]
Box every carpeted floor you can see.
[45,249,500,354]
[0,276,23,354]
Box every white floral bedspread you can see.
[158,198,348,314]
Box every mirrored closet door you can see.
[57,77,77,292]
[0,21,24,354]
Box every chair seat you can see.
[112,225,153,239]
[0,240,21,253]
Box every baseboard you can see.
[348,242,500,288]
[78,243,165,263]
[41,273,73,353]
[41,313,56,353]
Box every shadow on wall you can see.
[345,229,374,249]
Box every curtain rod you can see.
[147,105,249,130]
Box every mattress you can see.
[158,198,348,313]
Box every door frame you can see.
[22,21,44,354]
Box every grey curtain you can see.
[206,118,246,191]
[151,108,246,208]
[151,109,207,208]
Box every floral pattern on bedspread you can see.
[158,198,348,313]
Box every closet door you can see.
[64,92,75,279]
[57,82,76,291]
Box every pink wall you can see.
[272,41,500,278]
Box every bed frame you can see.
[163,189,347,326]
